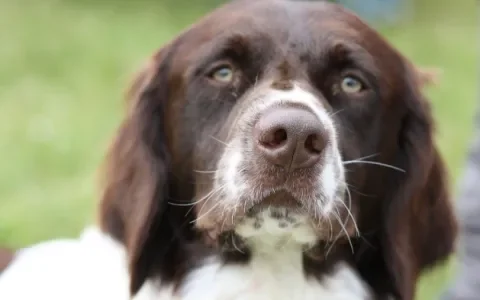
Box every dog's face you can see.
[100,1,457,298]
[162,2,404,245]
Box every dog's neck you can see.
[152,207,373,300]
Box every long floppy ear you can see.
[379,62,458,299]
[99,43,194,296]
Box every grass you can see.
[0,0,476,299]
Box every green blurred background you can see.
[0,0,476,299]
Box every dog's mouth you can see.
[200,190,333,247]
[198,184,357,256]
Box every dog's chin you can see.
[197,188,352,252]
[203,191,326,249]
[236,192,321,243]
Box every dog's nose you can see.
[254,107,326,171]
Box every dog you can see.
[0,1,457,299]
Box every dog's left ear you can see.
[380,61,457,299]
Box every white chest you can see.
[166,251,370,300]
[135,209,372,300]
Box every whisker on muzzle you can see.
[339,187,360,237]
[193,169,218,174]
[346,183,375,197]
[190,185,228,224]
[168,185,223,207]
[191,200,225,225]
[209,135,229,146]
[328,108,346,118]
[323,206,354,258]
[169,185,226,221]
[231,233,245,254]
[346,153,380,161]
[343,160,405,173]
[324,223,343,258]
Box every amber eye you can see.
[211,66,234,83]
[340,75,364,94]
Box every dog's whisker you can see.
[333,207,354,255]
[191,200,224,224]
[344,153,380,162]
[209,135,228,146]
[220,215,228,233]
[195,185,227,215]
[326,212,334,241]
[182,185,226,218]
[231,204,238,228]
[329,108,346,118]
[231,234,245,254]
[193,169,218,174]
[169,184,225,208]
[325,227,343,258]
[343,160,405,173]
[340,187,360,237]
[346,183,375,197]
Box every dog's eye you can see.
[340,75,364,94]
[211,66,234,83]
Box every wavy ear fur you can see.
[99,43,196,296]
[375,62,457,299]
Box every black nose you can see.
[254,106,327,171]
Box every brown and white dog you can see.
[0,1,457,299]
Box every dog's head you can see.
[99,1,457,299]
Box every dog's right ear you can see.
[98,43,185,296]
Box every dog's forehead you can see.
[163,0,404,94]
[175,1,378,59]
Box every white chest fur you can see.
[0,225,370,300]
[137,207,372,300]
[173,250,370,300]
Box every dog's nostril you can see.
[305,133,325,154]
[261,128,287,148]
[273,128,287,146]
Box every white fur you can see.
[172,205,370,300]
[177,255,370,300]
[181,206,370,300]
[0,227,130,300]
[0,226,371,300]
[180,203,370,300]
